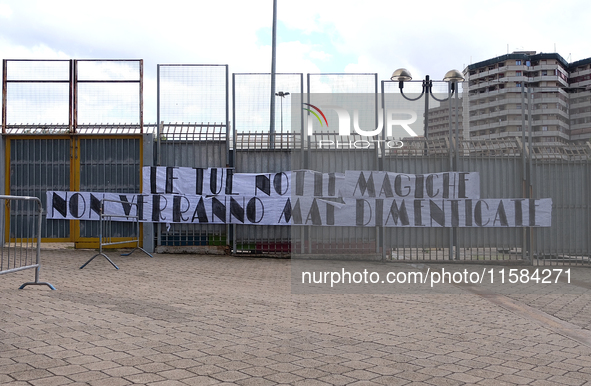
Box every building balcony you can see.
[470,67,502,79]
[569,99,591,109]
[530,108,567,116]
[569,80,591,90]
[530,130,570,140]
[528,75,561,83]
[568,111,591,119]
[529,63,566,72]
[570,122,591,130]
[570,67,591,76]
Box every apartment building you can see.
[569,57,591,141]
[424,99,464,141]
[462,51,591,144]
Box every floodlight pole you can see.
[269,0,278,149]
[275,91,289,133]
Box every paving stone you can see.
[28,375,72,386]
[3,249,591,386]
[211,370,250,382]
[88,377,132,386]
[179,375,220,385]
[156,369,195,380]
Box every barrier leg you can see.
[80,252,119,270]
[121,219,153,258]
[82,198,152,269]
[18,267,56,290]
[121,247,153,258]
[19,281,57,290]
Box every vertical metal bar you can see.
[300,73,304,172]
[454,83,460,261]
[527,87,533,262]
[455,83,460,170]
[373,73,380,256]
[72,60,77,134]
[139,59,144,133]
[305,74,310,254]
[2,60,7,133]
[226,65,230,167]
[34,198,41,282]
[269,0,277,149]
[520,86,528,262]
[381,81,387,260]
[447,83,454,260]
[157,65,161,166]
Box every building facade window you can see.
[516,60,522,65]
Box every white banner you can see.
[49,168,551,227]
[142,167,478,199]
[46,191,552,227]
[343,171,480,199]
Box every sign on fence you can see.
[46,167,552,228]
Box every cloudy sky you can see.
[1,0,590,124]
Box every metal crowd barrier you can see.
[0,195,56,290]
[80,198,152,269]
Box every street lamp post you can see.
[390,68,465,140]
[275,91,290,134]
[389,68,464,261]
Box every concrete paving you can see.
[2,246,591,385]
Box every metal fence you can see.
[7,137,71,239]
[233,73,303,134]
[2,59,144,134]
[2,60,72,133]
[233,132,300,255]
[152,65,230,251]
[531,144,591,265]
[0,195,55,289]
[231,134,591,264]
[80,198,152,270]
[152,124,228,252]
[75,59,143,129]
[1,60,590,264]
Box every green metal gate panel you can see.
[8,138,71,239]
[78,137,141,239]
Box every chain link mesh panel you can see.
[3,60,71,130]
[233,73,303,135]
[158,65,228,124]
[75,60,142,126]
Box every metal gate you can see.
[4,135,143,247]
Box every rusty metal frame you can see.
[2,59,73,134]
[73,59,144,134]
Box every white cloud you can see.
[0,3,12,18]
[309,50,332,62]
[1,0,590,123]
[276,41,322,74]
[0,38,69,60]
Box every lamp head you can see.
[443,69,465,82]
[391,68,412,82]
